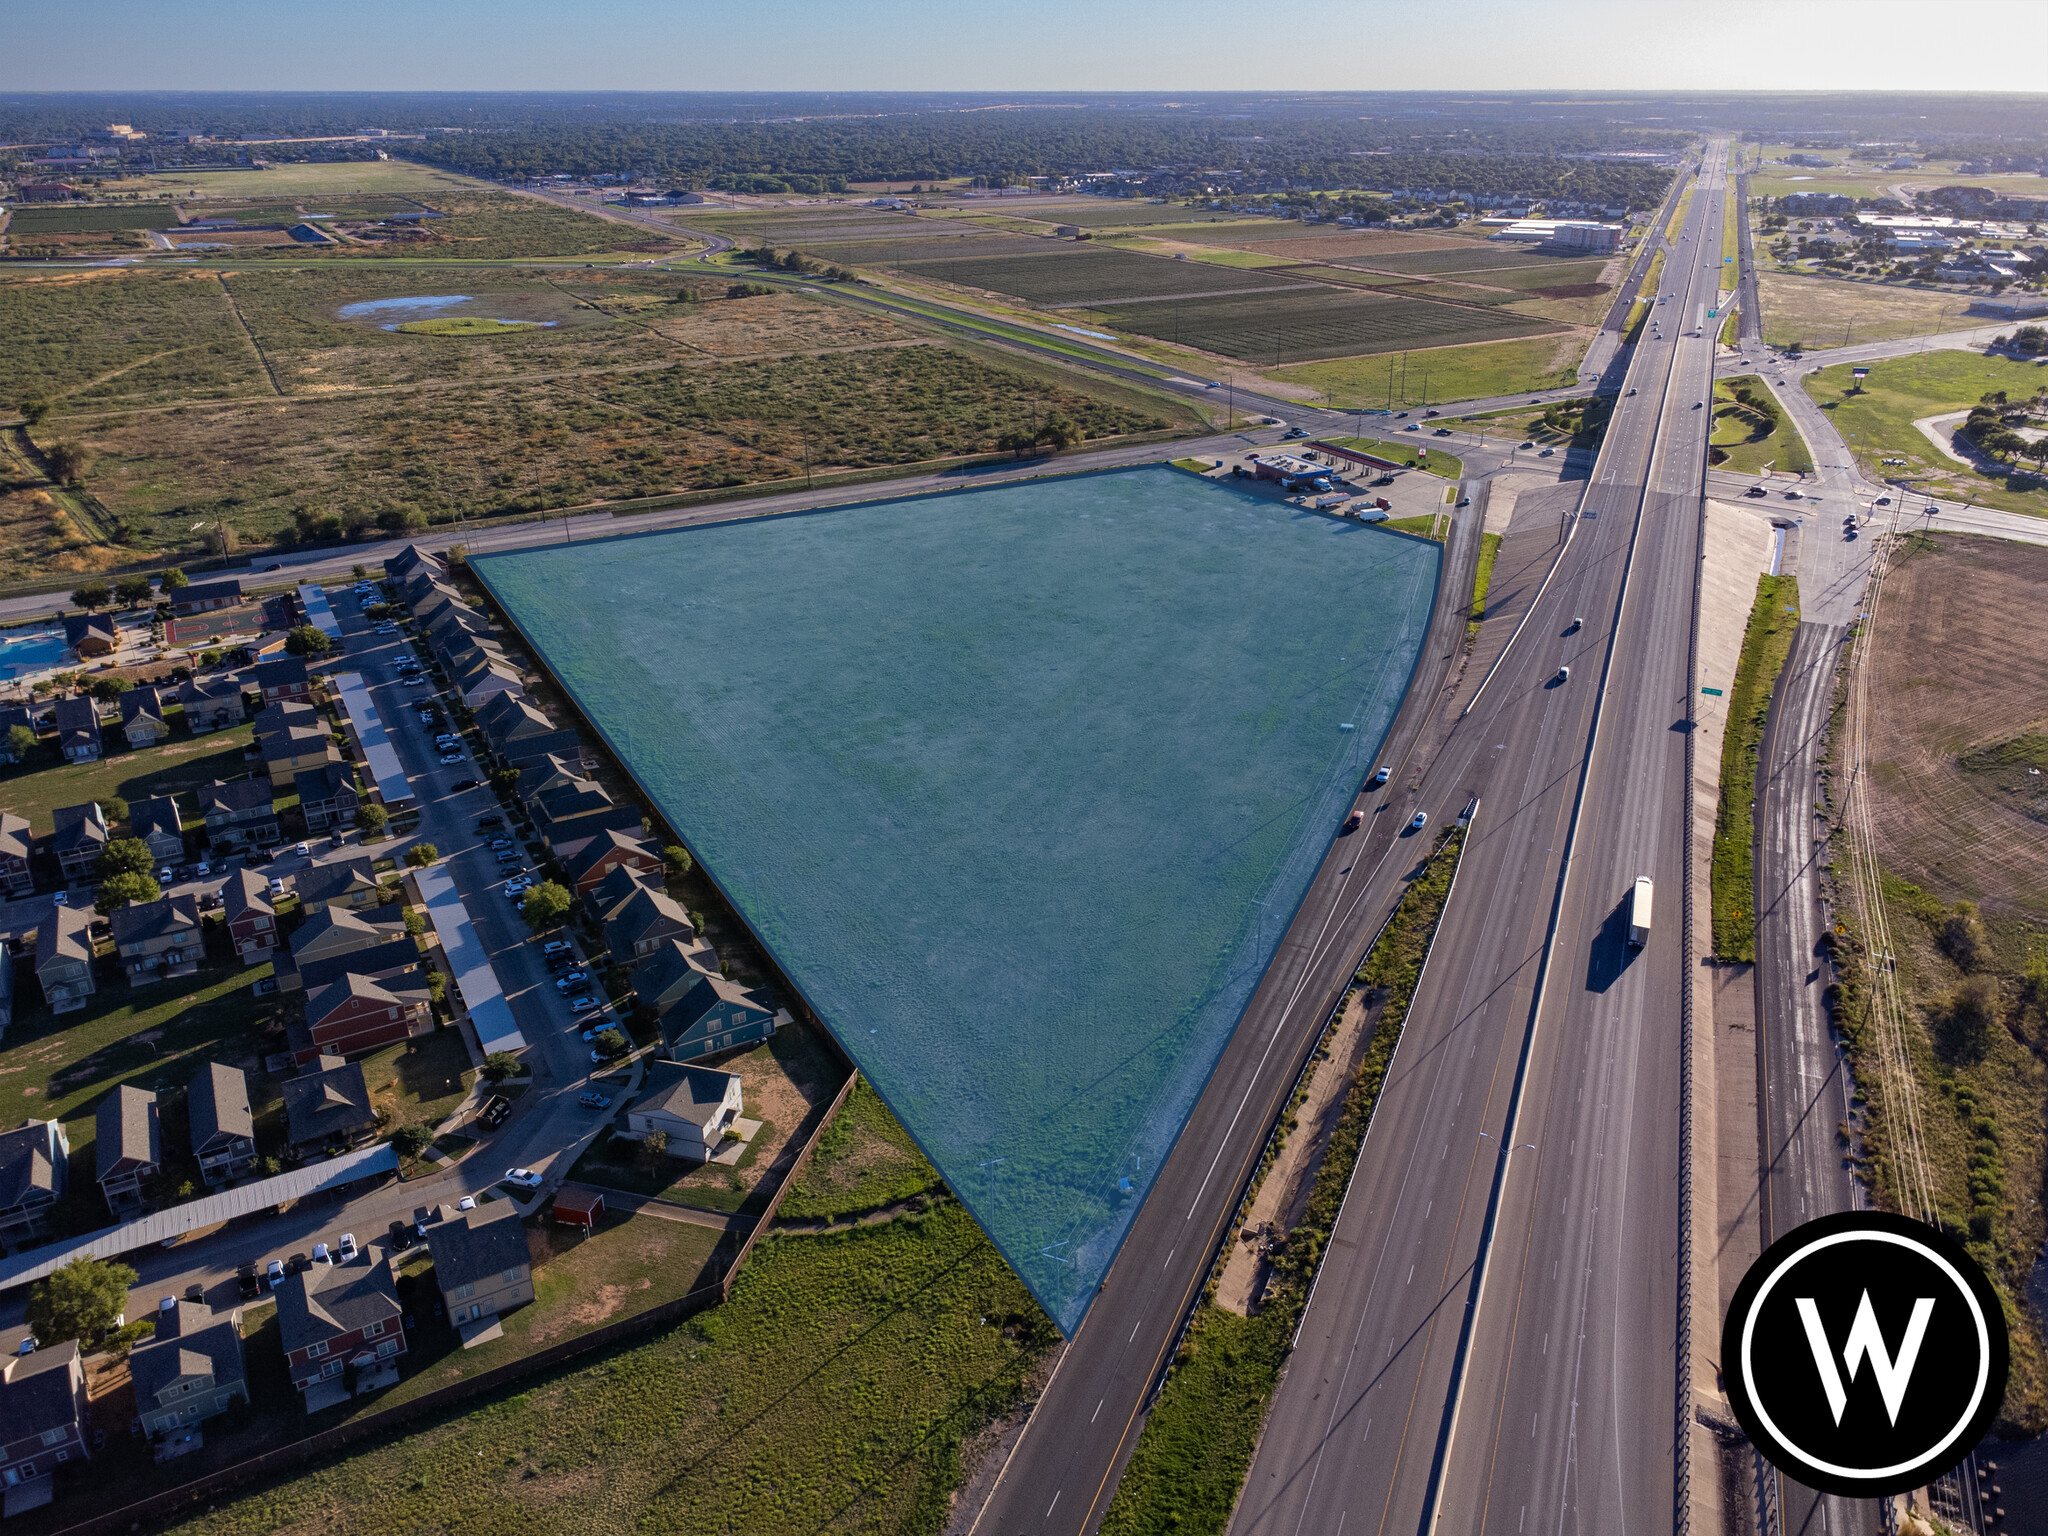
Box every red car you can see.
[1344,808,1365,832]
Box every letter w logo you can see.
[1795,1291,1936,1426]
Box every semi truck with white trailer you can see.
[1627,876,1653,947]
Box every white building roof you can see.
[296,583,343,643]
[330,672,412,808]
[412,863,526,1055]
[0,1144,398,1295]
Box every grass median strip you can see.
[1100,826,1467,1536]
[1712,573,1800,961]
[1470,530,1503,636]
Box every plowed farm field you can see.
[901,247,1309,307]
[1095,285,1560,363]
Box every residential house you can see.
[424,1202,533,1346]
[127,795,185,868]
[656,966,778,1063]
[248,656,312,708]
[50,803,108,884]
[108,894,203,987]
[560,829,660,897]
[274,1252,406,1407]
[584,862,657,925]
[294,855,381,914]
[220,868,278,965]
[382,543,443,584]
[32,907,95,1015]
[515,752,590,814]
[0,1329,92,1497]
[624,1060,744,1161]
[296,936,421,999]
[604,885,694,965]
[293,762,359,832]
[176,675,245,734]
[118,686,171,749]
[272,907,404,992]
[186,1062,256,1186]
[0,707,35,765]
[280,1057,378,1156]
[451,652,523,711]
[170,579,242,617]
[531,777,638,852]
[254,702,339,782]
[52,698,99,763]
[474,694,581,769]
[0,1122,68,1249]
[126,1299,248,1447]
[200,778,278,853]
[94,1085,160,1214]
[423,603,495,665]
[294,972,430,1064]
[61,613,117,659]
[0,814,32,899]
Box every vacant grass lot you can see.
[1757,271,1979,350]
[1320,434,1464,479]
[64,343,1171,555]
[1099,286,1558,365]
[1711,574,1799,961]
[1804,351,2048,515]
[232,193,681,263]
[1465,258,1613,292]
[1709,376,1808,476]
[362,1028,474,1140]
[165,1204,1050,1536]
[902,247,1307,308]
[146,161,502,198]
[778,1077,943,1222]
[0,270,271,406]
[1268,333,1589,408]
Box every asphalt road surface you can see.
[1230,141,1731,1536]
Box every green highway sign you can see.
[1701,686,1725,696]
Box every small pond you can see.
[336,295,472,320]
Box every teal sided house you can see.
[659,969,778,1063]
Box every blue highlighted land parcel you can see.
[475,466,1438,1330]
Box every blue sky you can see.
[5,0,2042,92]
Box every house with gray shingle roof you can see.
[127,795,185,867]
[0,812,32,899]
[274,1253,405,1407]
[604,885,694,965]
[50,802,108,883]
[626,1060,743,1161]
[187,1063,256,1187]
[0,1122,69,1249]
[425,1203,532,1346]
[95,1085,160,1215]
[0,1327,92,1494]
[280,1059,376,1155]
[107,893,202,987]
[32,906,95,1015]
[118,685,171,749]
[127,1298,248,1445]
[52,697,99,762]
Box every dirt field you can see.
[1756,272,1981,349]
[1175,229,1473,259]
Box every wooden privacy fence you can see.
[38,1069,861,1536]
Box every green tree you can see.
[46,442,91,484]
[87,676,131,703]
[392,1123,434,1161]
[636,1127,669,1171]
[158,567,188,591]
[284,625,333,658]
[521,880,573,931]
[95,794,128,824]
[6,724,36,762]
[1947,974,2002,1061]
[403,842,439,868]
[114,575,155,607]
[351,564,369,579]
[662,844,693,880]
[28,1257,139,1349]
[95,870,162,914]
[97,837,154,880]
[19,398,49,427]
[69,583,112,611]
[483,1051,522,1083]
[357,802,389,838]
[402,905,426,937]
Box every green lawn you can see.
[1711,575,1801,962]
[396,317,549,336]
[0,722,256,833]
[0,939,278,1237]
[1264,333,1587,411]
[1470,531,1503,634]
[362,1027,475,1139]
[778,1077,943,1222]
[164,1203,1051,1536]
[1710,376,1812,476]
[1804,352,2048,515]
[1318,433,1463,480]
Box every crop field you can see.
[1267,332,1590,409]
[165,1204,1053,1536]
[787,233,1054,266]
[1359,244,1592,275]
[475,466,1439,1329]
[3,203,180,233]
[63,344,1173,551]
[1395,280,1528,307]
[1462,258,1612,292]
[1180,229,1472,259]
[685,210,938,241]
[1095,286,1558,364]
[900,247,1308,307]
[1804,351,2048,515]
[0,269,271,406]
[1005,203,1268,228]
[1756,271,1981,350]
[1259,264,1415,289]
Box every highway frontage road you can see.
[1227,141,1730,1536]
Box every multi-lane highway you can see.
[1226,140,1732,1536]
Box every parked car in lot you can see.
[337,1232,358,1261]
[440,752,464,765]
[312,1242,333,1266]
[388,1218,415,1251]
[503,1168,543,1191]
[488,838,513,851]
[541,939,573,957]
[1538,447,1555,457]
[569,994,600,1013]
[478,815,505,830]
[456,1196,476,1213]
[450,778,480,791]
[555,969,589,990]
[238,1264,262,1300]
[478,1095,513,1130]
[266,1259,286,1291]
[505,879,534,899]
[578,1092,612,1110]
